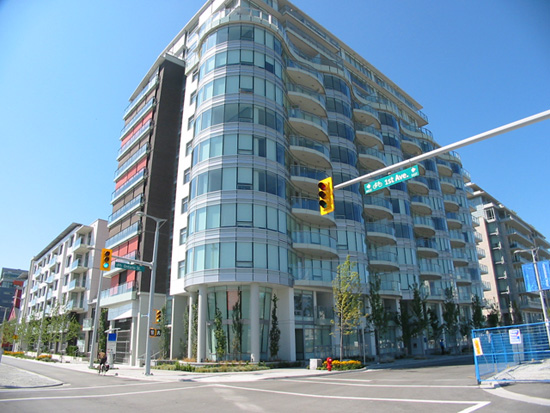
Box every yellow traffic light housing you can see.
[318,177,334,215]
[155,309,162,324]
[100,248,112,271]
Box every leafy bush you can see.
[66,345,79,356]
[321,359,363,370]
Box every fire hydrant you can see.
[326,357,333,372]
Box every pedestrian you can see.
[439,338,445,355]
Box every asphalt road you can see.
[1,357,549,412]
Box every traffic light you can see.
[155,309,162,324]
[100,248,112,271]
[318,177,334,215]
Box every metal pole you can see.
[530,250,550,346]
[334,109,550,190]
[143,216,164,376]
[88,268,104,369]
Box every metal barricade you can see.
[472,322,550,383]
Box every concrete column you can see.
[276,287,296,361]
[170,295,186,359]
[187,293,195,360]
[197,286,207,362]
[250,283,260,362]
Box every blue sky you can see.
[1,0,549,270]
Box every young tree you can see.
[471,295,486,329]
[427,307,443,344]
[231,294,242,359]
[410,284,429,352]
[213,307,226,361]
[442,287,460,353]
[98,309,108,355]
[269,294,281,360]
[395,301,412,354]
[486,304,500,327]
[159,306,171,359]
[332,256,363,361]
[180,306,189,358]
[191,303,198,359]
[366,273,391,359]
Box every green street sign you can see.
[114,262,146,272]
[364,165,420,194]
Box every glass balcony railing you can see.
[100,280,138,301]
[287,83,326,106]
[114,143,149,181]
[111,169,147,203]
[366,222,395,236]
[105,221,141,249]
[108,195,143,226]
[367,248,397,262]
[289,135,329,158]
[119,98,155,140]
[419,260,441,274]
[364,196,392,210]
[416,238,436,249]
[118,119,153,159]
[291,197,320,213]
[413,215,433,227]
[353,102,379,118]
[355,123,383,139]
[292,231,336,250]
[123,74,158,120]
[290,165,326,181]
[357,145,386,162]
[68,279,85,290]
[293,266,334,283]
[288,108,328,130]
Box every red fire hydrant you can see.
[326,357,333,372]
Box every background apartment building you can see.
[0,268,26,323]
[18,220,108,354]
[468,182,550,325]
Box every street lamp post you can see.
[136,211,166,376]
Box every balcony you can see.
[413,215,436,237]
[119,97,155,141]
[290,165,327,194]
[357,145,386,170]
[400,135,422,156]
[519,296,542,310]
[68,278,86,292]
[292,231,338,258]
[114,143,149,182]
[474,231,483,243]
[436,158,453,177]
[454,270,471,285]
[293,266,334,284]
[72,237,90,254]
[352,102,380,127]
[507,227,533,247]
[439,176,457,194]
[479,264,489,274]
[419,259,442,280]
[482,280,491,291]
[355,123,383,149]
[123,74,158,120]
[45,274,55,284]
[407,176,429,195]
[451,249,469,267]
[315,306,334,325]
[286,60,324,92]
[471,215,480,227]
[363,196,393,220]
[477,247,486,259]
[108,194,143,228]
[291,197,336,227]
[443,194,460,212]
[100,280,138,307]
[105,221,141,249]
[287,83,326,116]
[111,168,147,204]
[66,299,85,313]
[502,214,532,234]
[82,318,93,331]
[445,212,462,230]
[69,259,88,273]
[118,119,153,161]
[416,238,438,258]
[365,222,396,246]
[289,135,330,169]
[410,196,432,215]
[462,168,471,183]
[367,248,399,272]
[288,108,328,142]
[47,256,58,269]
[449,230,466,248]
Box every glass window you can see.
[221,204,236,227]
[254,244,267,269]
[236,242,253,267]
[254,205,266,228]
[220,243,235,268]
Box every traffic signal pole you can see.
[333,109,550,191]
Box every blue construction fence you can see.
[472,322,550,383]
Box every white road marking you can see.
[216,383,490,411]
[284,378,478,388]
[0,383,213,402]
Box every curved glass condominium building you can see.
[111,0,483,363]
